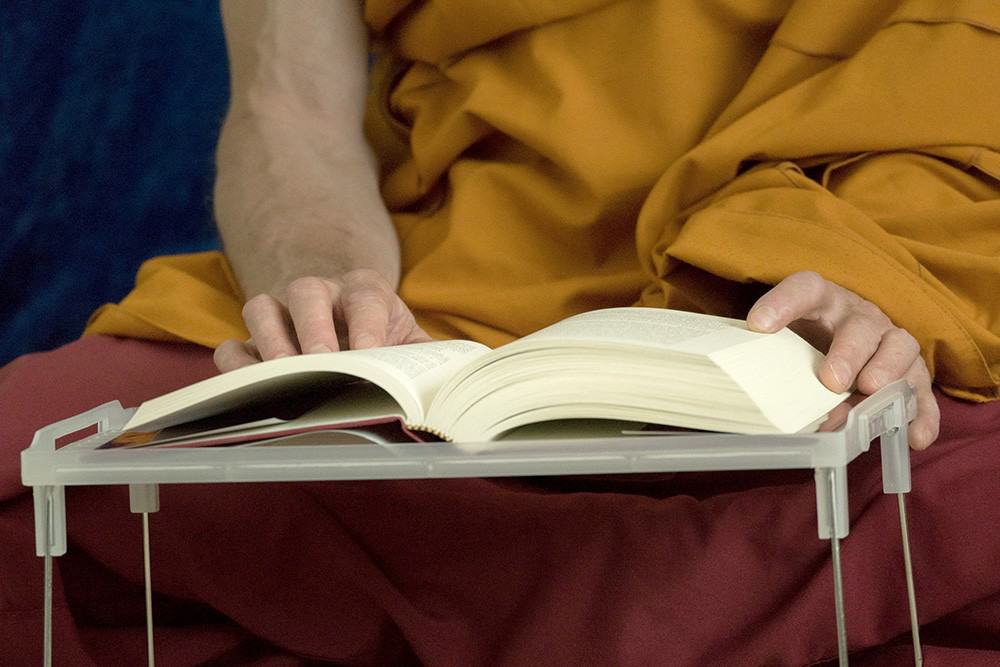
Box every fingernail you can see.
[828,359,851,391]
[308,344,332,354]
[749,306,777,330]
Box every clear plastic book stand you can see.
[22,380,922,667]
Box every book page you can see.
[429,307,839,440]
[345,341,492,416]
[514,307,746,352]
[124,340,490,432]
[110,383,409,448]
[710,329,848,432]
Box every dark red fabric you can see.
[2,336,999,666]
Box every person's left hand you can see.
[746,271,939,450]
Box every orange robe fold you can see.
[86,252,249,347]
[87,0,1000,399]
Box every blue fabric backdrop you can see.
[1,0,229,365]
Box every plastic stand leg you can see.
[897,494,922,666]
[819,467,850,666]
[880,421,922,667]
[41,486,54,667]
[27,402,127,667]
[130,484,160,667]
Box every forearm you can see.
[213,0,399,300]
[214,113,400,299]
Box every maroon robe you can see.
[1,336,999,666]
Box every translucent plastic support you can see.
[28,401,132,557]
[129,484,160,514]
[28,400,131,451]
[880,425,912,494]
[20,382,920,667]
[33,484,65,557]
[815,465,849,540]
[844,380,914,494]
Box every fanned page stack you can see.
[109,308,848,449]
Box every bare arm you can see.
[215,0,397,295]
[213,1,429,369]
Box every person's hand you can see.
[214,269,432,372]
[746,271,939,450]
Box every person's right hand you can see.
[213,269,433,372]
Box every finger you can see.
[820,304,893,392]
[285,277,342,354]
[396,318,435,345]
[384,299,435,345]
[904,356,939,450]
[747,271,847,333]
[341,270,395,349]
[214,338,261,373]
[242,293,299,360]
[854,327,921,395]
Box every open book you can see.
[109,307,848,449]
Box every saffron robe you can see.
[88,0,1000,400]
